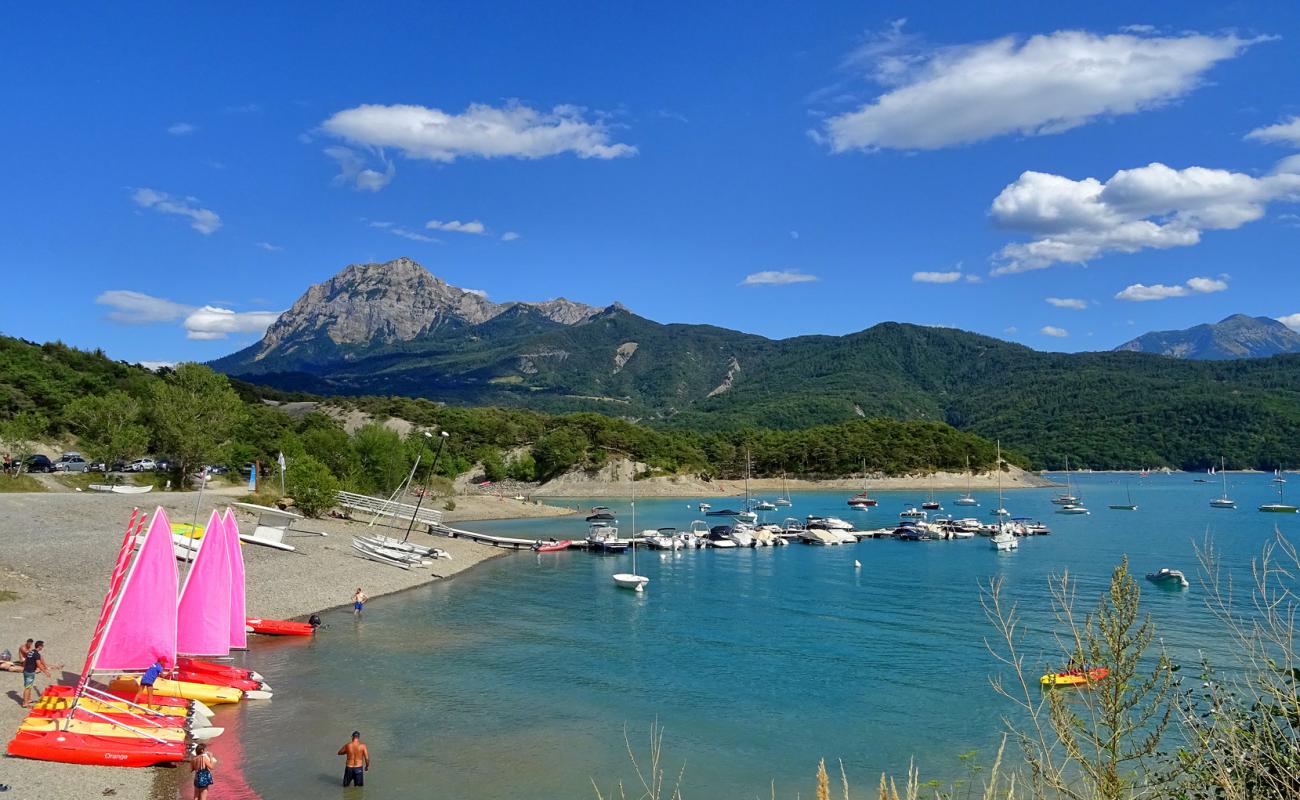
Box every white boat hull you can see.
[612,573,648,591]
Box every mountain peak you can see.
[252,258,607,361]
[1116,313,1300,360]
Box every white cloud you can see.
[97,291,279,339]
[990,162,1300,274]
[321,102,636,172]
[95,290,192,323]
[740,270,820,286]
[167,122,197,135]
[1246,116,1300,147]
[464,289,489,298]
[1046,297,1087,310]
[426,219,486,235]
[1278,313,1300,332]
[912,270,963,284]
[255,241,283,252]
[1003,326,1018,334]
[324,145,395,191]
[1114,275,1228,301]
[789,230,800,239]
[183,306,281,340]
[1120,24,1157,34]
[500,231,521,242]
[823,29,1255,152]
[1040,325,1069,338]
[132,188,222,234]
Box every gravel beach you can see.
[0,489,542,800]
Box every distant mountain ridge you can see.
[213,259,1300,469]
[1114,314,1300,360]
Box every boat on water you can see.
[697,502,711,512]
[705,508,741,517]
[586,522,629,553]
[990,524,1018,551]
[612,482,649,591]
[1040,667,1109,687]
[1273,468,1287,484]
[1259,484,1299,513]
[774,473,793,507]
[920,471,941,510]
[1109,483,1138,511]
[706,526,739,548]
[1056,503,1090,515]
[1210,457,1235,508]
[585,506,617,522]
[1050,456,1081,505]
[900,506,926,519]
[532,539,572,552]
[954,456,979,506]
[735,510,759,524]
[644,528,681,550]
[847,458,877,507]
[1146,568,1190,588]
[726,524,756,548]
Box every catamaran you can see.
[1210,457,1236,508]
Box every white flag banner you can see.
[277,451,286,472]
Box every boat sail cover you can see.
[94,507,179,671]
[223,508,247,650]
[176,509,231,656]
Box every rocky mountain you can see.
[213,259,1300,468]
[250,257,604,364]
[1114,314,1300,360]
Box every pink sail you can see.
[223,508,248,650]
[94,507,179,671]
[176,509,231,656]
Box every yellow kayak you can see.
[20,717,187,741]
[1040,667,1109,687]
[110,676,242,705]
[171,523,205,538]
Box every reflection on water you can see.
[184,474,1297,799]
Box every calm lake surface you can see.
[201,473,1299,799]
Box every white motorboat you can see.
[726,524,755,548]
[1146,567,1189,588]
[799,528,840,545]
[698,503,711,512]
[587,522,629,553]
[755,500,777,511]
[900,507,926,519]
[645,528,682,550]
[735,510,758,524]
[1055,504,1090,515]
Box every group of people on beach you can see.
[3,638,60,708]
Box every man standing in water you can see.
[353,587,368,616]
[338,730,370,786]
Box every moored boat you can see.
[1146,568,1190,588]
[532,539,572,552]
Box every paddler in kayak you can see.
[338,730,370,786]
[136,656,167,705]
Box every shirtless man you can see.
[352,588,368,616]
[337,730,370,787]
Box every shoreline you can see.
[0,490,540,800]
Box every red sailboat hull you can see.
[246,617,314,636]
[7,728,186,767]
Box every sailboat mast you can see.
[630,461,636,574]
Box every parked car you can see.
[52,453,91,473]
[23,454,54,473]
[155,459,172,472]
[205,465,230,475]
[126,458,158,472]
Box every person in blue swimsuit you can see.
[136,656,167,704]
[353,587,368,616]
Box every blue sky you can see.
[3,1,1299,366]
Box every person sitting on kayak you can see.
[137,656,167,704]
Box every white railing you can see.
[337,490,444,526]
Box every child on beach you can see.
[192,742,216,798]
[21,641,52,708]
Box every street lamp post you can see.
[405,430,449,542]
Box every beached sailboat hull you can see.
[6,728,187,767]
[245,617,315,636]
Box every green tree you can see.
[285,455,339,517]
[148,363,245,485]
[63,391,150,467]
[0,410,48,476]
[349,423,409,495]
[533,428,588,480]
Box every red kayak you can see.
[7,728,186,767]
[246,616,315,636]
[174,669,262,692]
[533,539,572,552]
[178,656,259,682]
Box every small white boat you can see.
[612,573,649,591]
[726,525,755,547]
[1146,568,1189,588]
[900,507,926,519]
[990,525,1019,551]
[698,503,711,512]
[1210,457,1235,508]
[1056,504,1090,515]
[89,483,154,494]
[645,528,682,550]
[1259,485,1298,513]
[755,500,777,511]
[953,496,978,506]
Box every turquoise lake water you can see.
[200,473,1298,799]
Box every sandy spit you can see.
[0,489,549,800]
[531,460,1057,498]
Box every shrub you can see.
[285,455,339,518]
